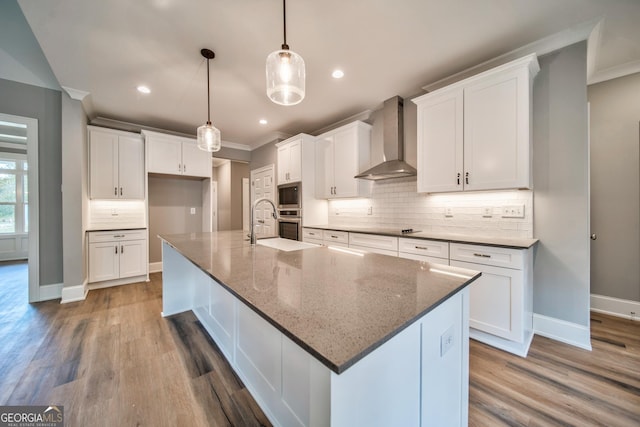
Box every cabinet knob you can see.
[590,233,597,241]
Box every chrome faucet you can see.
[250,197,278,245]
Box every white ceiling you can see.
[17,0,640,150]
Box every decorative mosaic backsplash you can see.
[328,177,533,238]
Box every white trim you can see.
[60,280,88,303]
[533,313,592,351]
[61,86,90,101]
[422,19,597,92]
[221,140,252,151]
[0,114,39,303]
[149,261,163,273]
[588,60,640,85]
[590,294,640,322]
[88,275,147,290]
[39,282,63,301]
[470,328,534,358]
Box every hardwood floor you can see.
[0,267,638,426]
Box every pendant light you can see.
[197,48,221,152]
[266,0,305,106]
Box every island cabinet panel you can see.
[208,279,236,358]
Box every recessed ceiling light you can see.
[332,69,344,79]
[259,119,268,125]
[137,85,151,94]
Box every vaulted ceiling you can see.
[18,0,640,149]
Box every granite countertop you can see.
[86,227,147,232]
[160,231,481,374]
[303,224,538,249]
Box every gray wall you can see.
[0,78,63,287]
[148,176,204,263]
[533,41,590,326]
[588,72,640,302]
[61,93,88,288]
[230,162,250,230]
[215,161,232,230]
[215,146,251,163]
[250,140,278,171]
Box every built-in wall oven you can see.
[277,182,303,241]
[277,182,301,209]
[278,210,302,241]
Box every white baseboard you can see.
[591,294,640,321]
[149,261,163,273]
[60,279,88,303]
[533,313,592,351]
[39,282,63,301]
[88,275,146,290]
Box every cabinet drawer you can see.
[349,233,398,252]
[303,228,323,240]
[398,251,449,265]
[88,229,147,243]
[450,243,523,270]
[323,230,349,245]
[399,238,448,259]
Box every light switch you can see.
[444,207,453,218]
[502,204,525,218]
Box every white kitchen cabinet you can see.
[315,121,371,199]
[277,138,302,184]
[144,130,212,178]
[89,126,145,200]
[349,232,398,257]
[450,242,533,356]
[398,237,449,264]
[302,228,324,246]
[413,54,539,193]
[88,230,148,284]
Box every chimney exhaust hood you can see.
[354,96,417,181]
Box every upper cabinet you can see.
[276,137,302,184]
[413,54,539,193]
[315,121,371,199]
[89,126,145,200]
[143,130,212,178]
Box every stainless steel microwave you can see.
[278,182,301,209]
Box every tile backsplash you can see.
[328,177,533,238]
[89,200,147,230]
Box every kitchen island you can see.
[160,231,480,427]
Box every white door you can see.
[242,178,249,233]
[89,242,119,282]
[277,144,290,184]
[315,137,333,198]
[119,239,148,278]
[117,135,145,199]
[287,139,302,182]
[250,164,276,238]
[182,141,212,177]
[212,181,218,232]
[89,130,118,199]
[332,129,358,197]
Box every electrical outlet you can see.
[367,206,373,215]
[444,207,453,218]
[190,207,196,215]
[482,206,493,217]
[111,209,118,216]
[440,325,455,357]
[502,204,525,218]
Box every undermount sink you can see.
[256,238,320,252]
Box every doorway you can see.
[212,158,250,231]
[250,164,276,238]
[0,113,39,303]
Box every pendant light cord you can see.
[282,0,288,49]
[206,57,211,124]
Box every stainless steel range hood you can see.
[354,96,417,181]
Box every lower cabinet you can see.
[348,232,398,256]
[398,237,449,264]
[88,229,148,284]
[450,243,533,357]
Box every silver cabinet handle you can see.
[457,173,460,185]
[114,187,118,196]
[309,232,316,236]
[415,245,428,250]
[121,245,124,254]
[591,233,597,240]
[465,172,469,185]
[178,163,182,172]
[184,164,186,172]
[473,253,491,258]
[330,235,339,239]
[120,187,123,196]
[115,245,118,254]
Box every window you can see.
[0,154,28,234]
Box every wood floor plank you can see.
[1,263,639,426]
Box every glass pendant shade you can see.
[197,121,221,152]
[266,48,305,106]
